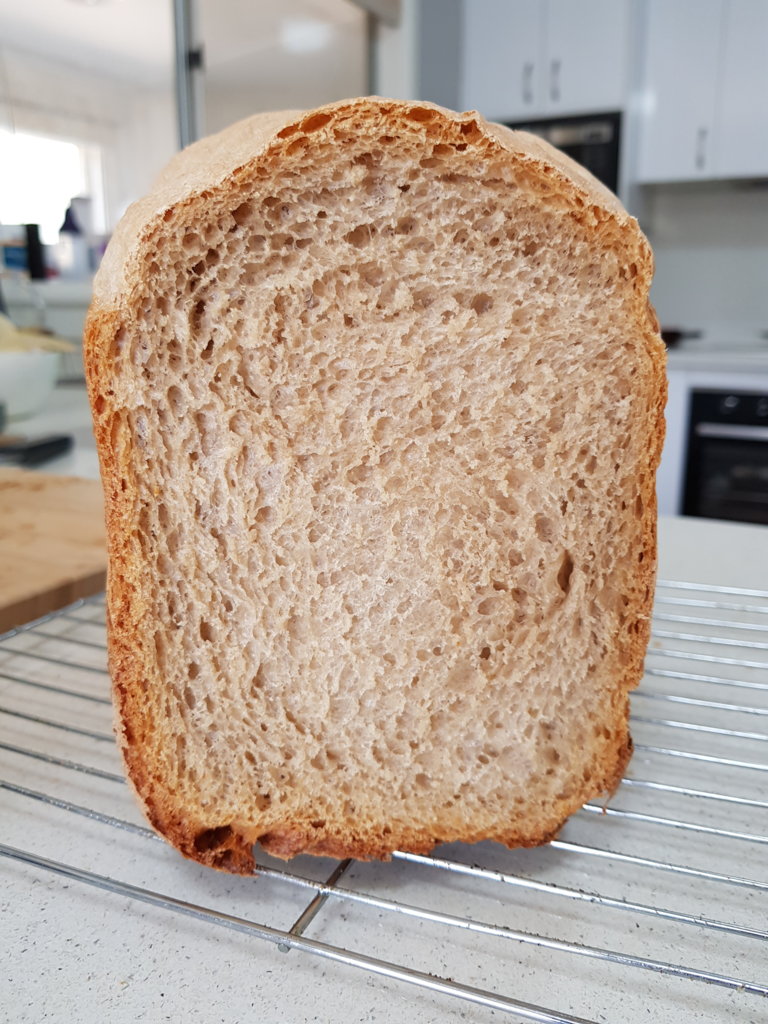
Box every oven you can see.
[658,364,768,524]
[683,390,768,525]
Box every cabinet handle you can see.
[550,58,561,103]
[522,62,534,105]
[695,127,708,171]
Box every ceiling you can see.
[0,0,366,88]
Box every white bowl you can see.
[0,349,61,420]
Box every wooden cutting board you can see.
[0,468,107,632]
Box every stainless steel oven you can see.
[683,389,768,524]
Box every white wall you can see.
[0,43,176,232]
[204,20,366,134]
[106,90,177,224]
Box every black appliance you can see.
[504,112,621,195]
[683,390,768,525]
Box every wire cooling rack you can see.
[1,580,767,1023]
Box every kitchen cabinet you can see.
[638,0,768,182]
[637,0,723,182]
[461,0,544,120]
[716,0,768,177]
[544,0,629,115]
[461,0,629,121]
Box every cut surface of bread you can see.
[85,97,666,873]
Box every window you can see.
[0,129,105,245]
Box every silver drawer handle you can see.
[695,422,768,442]
[695,126,708,171]
[550,58,561,103]
[522,61,534,104]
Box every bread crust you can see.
[85,97,666,873]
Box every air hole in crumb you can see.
[471,293,493,315]
[406,107,436,123]
[480,646,491,660]
[231,201,252,226]
[301,111,332,133]
[557,551,574,595]
[535,514,555,543]
[190,298,206,330]
[345,224,372,248]
[193,825,233,853]
[200,620,215,642]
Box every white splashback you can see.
[645,181,768,336]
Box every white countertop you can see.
[666,345,768,374]
[2,518,767,1021]
[13,384,100,481]
[4,387,767,1023]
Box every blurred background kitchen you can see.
[0,0,767,530]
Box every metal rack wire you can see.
[1,579,766,1023]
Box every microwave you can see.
[503,111,622,195]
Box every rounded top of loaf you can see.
[92,96,641,311]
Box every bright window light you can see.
[0,129,105,245]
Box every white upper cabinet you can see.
[461,0,629,122]
[637,0,724,182]
[638,0,768,182]
[461,0,545,121]
[715,0,768,177]
[544,0,630,115]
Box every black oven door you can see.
[683,392,768,524]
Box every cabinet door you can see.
[715,0,768,177]
[637,0,725,182]
[545,0,630,114]
[461,0,545,121]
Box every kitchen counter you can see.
[666,345,768,374]
[2,515,766,1023]
[13,384,99,481]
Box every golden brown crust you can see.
[85,97,666,873]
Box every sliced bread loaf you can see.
[85,97,666,872]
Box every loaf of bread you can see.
[85,97,666,873]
